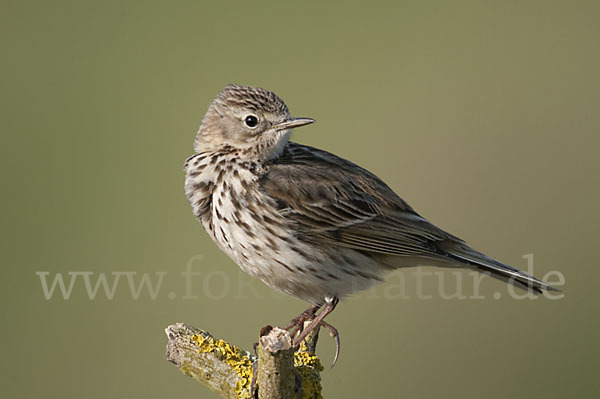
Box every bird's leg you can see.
[284,303,321,338]
[284,298,341,366]
[292,297,338,348]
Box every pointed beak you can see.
[273,117,315,132]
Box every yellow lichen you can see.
[191,334,254,398]
[190,333,323,399]
[294,347,324,399]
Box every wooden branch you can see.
[165,322,324,399]
[165,323,255,398]
[257,326,295,399]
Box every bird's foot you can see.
[289,298,340,367]
[284,304,321,339]
[290,319,340,368]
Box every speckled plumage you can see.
[185,84,555,307]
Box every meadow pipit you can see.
[184,84,556,360]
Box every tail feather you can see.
[445,244,558,294]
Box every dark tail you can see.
[446,244,559,294]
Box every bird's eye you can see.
[244,115,259,128]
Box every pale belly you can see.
[184,154,383,304]
[206,182,382,304]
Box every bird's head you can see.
[194,84,314,160]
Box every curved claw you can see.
[319,320,340,368]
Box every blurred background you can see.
[1,0,598,398]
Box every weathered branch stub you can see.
[165,322,323,399]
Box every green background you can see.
[2,0,598,397]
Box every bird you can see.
[184,84,557,362]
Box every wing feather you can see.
[261,143,457,258]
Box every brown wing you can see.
[260,143,461,258]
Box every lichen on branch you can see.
[165,323,324,399]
